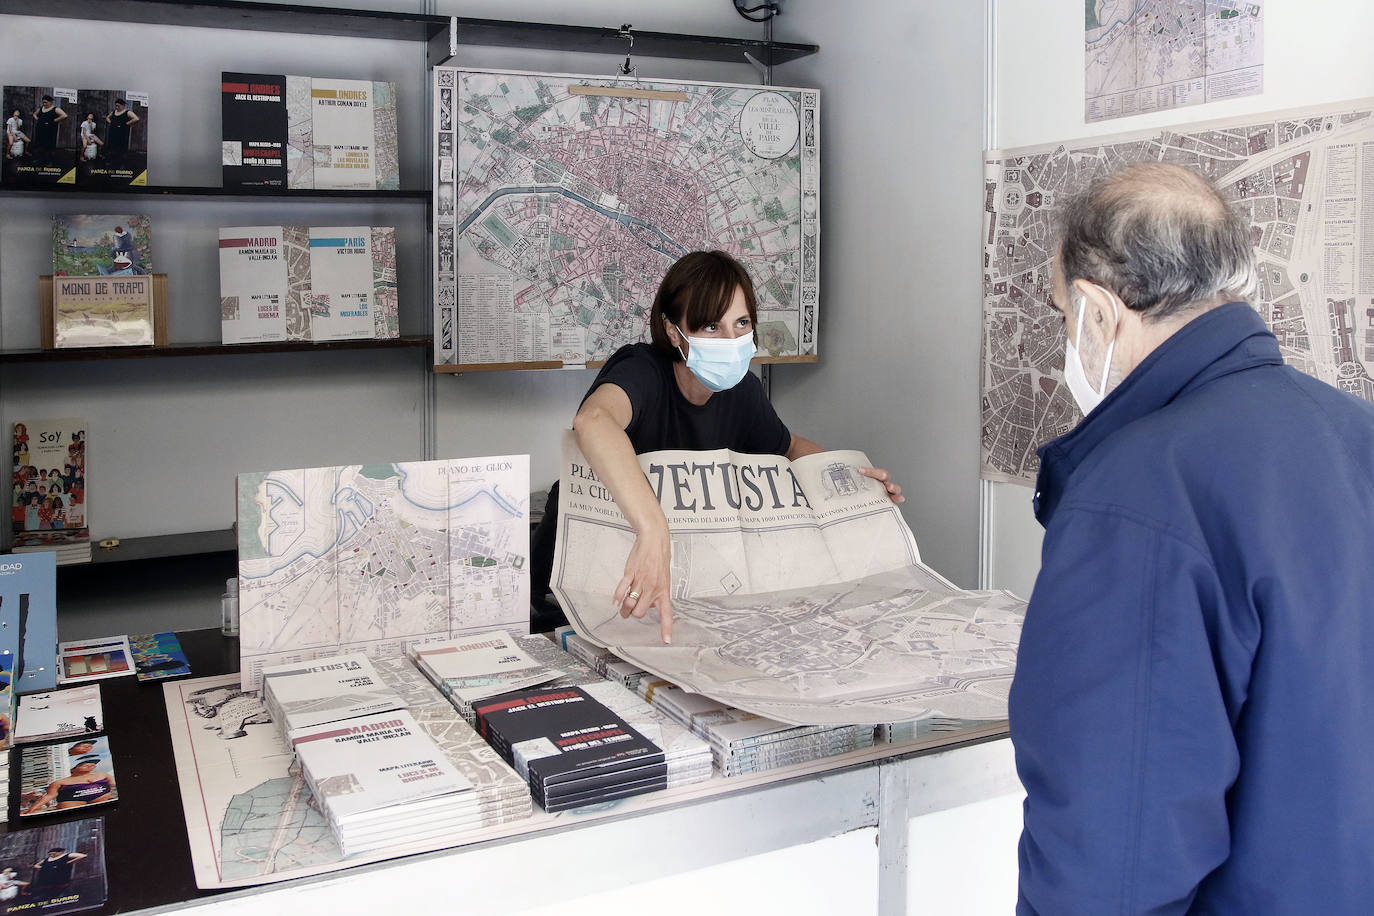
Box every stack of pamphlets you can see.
[14,685,103,744]
[877,718,985,744]
[554,628,653,693]
[18,736,117,817]
[291,708,477,856]
[647,686,874,777]
[410,630,564,725]
[0,750,8,823]
[372,657,532,829]
[129,632,191,681]
[261,653,405,740]
[474,684,669,812]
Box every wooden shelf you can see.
[0,184,430,201]
[0,335,431,364]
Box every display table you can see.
[23,630,1020,915]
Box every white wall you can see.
[988,0,1374,597]
[770,2,990,587]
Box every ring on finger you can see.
[626,591,640,601]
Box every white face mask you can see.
[1063,287,1117,416]
[675,323,756,392]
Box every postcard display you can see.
[3,85,147,186]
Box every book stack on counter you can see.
[877,718,987,745]
[409,631,565,726]
[262,653,477,855]
[372,657,532,828]
[553,628,654,694]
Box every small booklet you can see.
[129,632,191,681]
[57,636,134,685]
[0,816,107,912]
[18,736,117,817]
[262,652,405,738]
[15,685,103,744]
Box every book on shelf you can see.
[221,72,398,190]
[11,418,88,553]
[261,653,406,739]
[51,215,155,349]
[2,85,78,185]
[18,735,117,817]
[219,225,396,343]
[14,684,103,744]
[0,552,59,694]
[0,816,107,913]
[73,89,148,187]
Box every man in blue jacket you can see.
[1010,162,1374,913]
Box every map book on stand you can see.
[0,552,58,694]
[73,89,149,186]
[18,736,117,817]
[307,226,394,341]
[221,72,398,190]
[0,817,107,913]
[11,418,88,555]
[432,67,820,369]
[235,456,530,691]
[51,215,155,348]
[2,85,78,185]
[218,226,295,344]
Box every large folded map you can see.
[551,432,1025,726]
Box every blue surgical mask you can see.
[675,324,756,392]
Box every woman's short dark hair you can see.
[648,251,759,361]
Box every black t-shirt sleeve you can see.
[733,371,792,456]
[585,346,666,442]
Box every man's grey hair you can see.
[1057,163,1257,320]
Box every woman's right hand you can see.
[612,520,674,643]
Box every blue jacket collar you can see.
[1033,302,1282,526]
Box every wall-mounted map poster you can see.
[433,68,819,370]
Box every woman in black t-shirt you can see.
[535,250,902,641]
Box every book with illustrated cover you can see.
[0,817,107,913]
[262,653,406,738]
[51,215,154,348]
[14,684,103,744]
[74,89,148,187]
[18,736,117,817]
[129,632,191,681]
[11,418,88,549]
[2,85,78,185]
[0,553,58,695]
[57,636,134,685]
[221,73,287,188]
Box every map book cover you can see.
[0,552,58,694]
[473,685,666,809]
[290,708,473,822]
[73,89,148,187]
[262,653,406,736]
[14,684,103,743]
[11,418,88,548]
[57,636,134,685]
[2,85,78,185]
[307,226,379,341]
[410,631,562,708]
[18,736,117,817]
[129,631,191,681]
[0,817,107,913]
[218,226,290,343]
[221,73,288,188]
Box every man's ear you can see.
[1071,279,1121,340]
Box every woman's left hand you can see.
[860,467,904,504]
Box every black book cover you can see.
[3,86,78,185]
[0,816,107,913]
[221,72,287,188]
[75,90,149,187]
[475,686,666,793]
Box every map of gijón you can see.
[983,99,1374,484]
[236,457,529,688]
[432,68,820,367]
